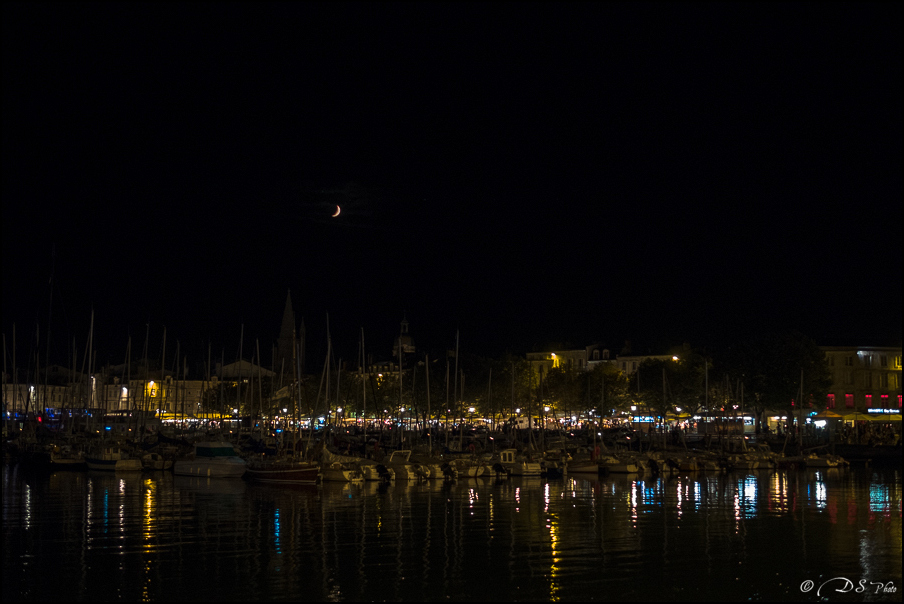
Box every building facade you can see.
[821,346,902,415]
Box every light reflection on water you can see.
[2,464,901,601]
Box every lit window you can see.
[845,394,854,408]
[826,394,835,409]
[880,394,889,408]
[865,394,872,408]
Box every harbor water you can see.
[2,463,901,602]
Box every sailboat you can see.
[85,444,143,471]
[246,328,320,484]
[245,454,320,483]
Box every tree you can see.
[587,362,632,418]
[721,330,831,431]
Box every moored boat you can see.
[357,459,395,482]
[495,449,542,476]
[320,461,364,482]
[568,454,602,475]
[245,455,320,484]
[85,444,142,472]
[383,450,430,480]
[597,455,639,474]
[49,444,86,471]
[173,441,246,478]
[805,453,846,468]
[449,457,483,478]
[141,451,174,471]
[724,453,762,471]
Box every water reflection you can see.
[2,464,901,601]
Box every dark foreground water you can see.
[2,463,901,602]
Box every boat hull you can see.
[174,441,247,478]
[320,463,364,482]
[86,458,143,472]
[245,462,319,484]
[506,462,542,476]
[173,459,247,477]
[568,461,601,474]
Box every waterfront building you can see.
[820,345,902,419]
[526,345,672,377]
[526,344,606,375]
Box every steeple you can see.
[392,314,416,358]
[276,290,295,379]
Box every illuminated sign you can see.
[867,408,898,414]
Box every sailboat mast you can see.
[335,358,341,428]
[360,328,365,429]
[398,334,403,444]
[453,329,459,447]
[87,309,94,409]
[425,353,431,452]
[487,368,492,432]
[256,339,264,441]
[12,324,18,417]
[160,327,167,419]
[236,324,243,418]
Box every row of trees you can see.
[204,330,832,432]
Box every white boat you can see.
[496,449,542,476]
[805,453,844,468]
[725,453,762,471]
[408,454,447,480]
[173,441,246,478]
[384,450,430,480]
[450,457,484,478]
[597,455,639,474]
[85,445,142,471]
[357,460,395,482]
[321,462,364,482]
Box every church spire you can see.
[276,290,295,379]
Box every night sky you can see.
[3,2,901,372]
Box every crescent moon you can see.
[332,205,341,218]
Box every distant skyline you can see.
[3,2,901,370]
